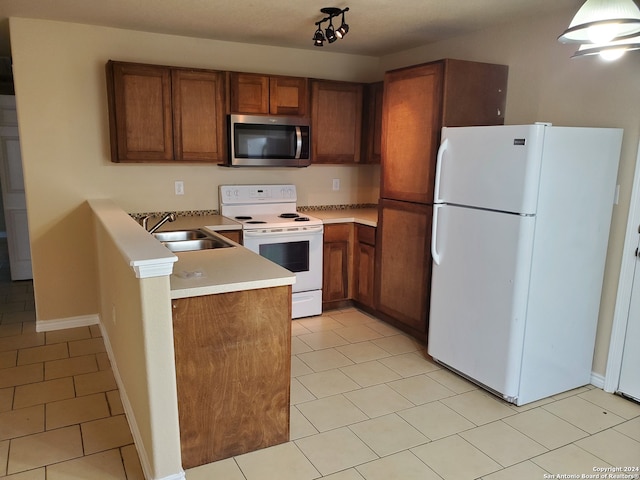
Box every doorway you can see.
[605,139,640,401]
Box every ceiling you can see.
[0,0,584,58]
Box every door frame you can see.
[605,139,640,393]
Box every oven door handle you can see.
[294,126,303,159]
[243,225,324,238]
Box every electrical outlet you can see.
[175,181,184,195]
[332,178,340,191]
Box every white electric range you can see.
[219,184,323,319]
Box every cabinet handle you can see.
[497,108,502,116]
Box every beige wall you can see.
[8,18,381,322]
[380,10,640,377]
[9,8,640,376]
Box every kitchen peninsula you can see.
[89,199,295,471]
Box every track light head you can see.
[313,27,325,46]
[313,7,350,47]
[336,11,349,38]
[326,23,337,43]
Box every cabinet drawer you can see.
[323,223,352,242]
[356,224,376,246]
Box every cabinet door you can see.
[107,62,173,162]
[442,59,508,127]
[229,72,270,114]
[381,63,443,203]
[354,225,376,308]
[323,223,353,304]
[269,76,308,116]
[375,199,432,337]
[361,82,383,164]
[311,80,363,164]
[172,69,226,162]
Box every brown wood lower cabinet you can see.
[217,229,242,244]
[375,199,432,338]
[322,223,354,309]
[172,286,291,468]
[354,224,376,310]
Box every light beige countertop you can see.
[309,208,378,227]
[149,210,377,299]
[155,214,241,232]
[169,232,295,299]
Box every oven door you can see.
[242,225,323,293]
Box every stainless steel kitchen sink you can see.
[153,229,235,252]
[152,229,208,242]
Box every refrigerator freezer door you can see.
[428,204,536,400]
[436,125,545,214]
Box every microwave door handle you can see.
[294,126,302,159]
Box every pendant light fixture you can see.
[558,0,640,59]
[571,35,640,59]
[313,7,350,47]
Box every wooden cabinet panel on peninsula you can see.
[172,286,291,468]
[229,72,308,116]
[353,224,376,310]
[375,199,432,338]
[380,58,508,203]
[311,80,363,164]
[323,223,354,309]
[106,61,226,163]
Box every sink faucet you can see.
[141,212,177,234]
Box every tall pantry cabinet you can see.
[375,59,508,339]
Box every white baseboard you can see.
[35,314,99,332]
[98,323,185,480]
[591,371,605,390]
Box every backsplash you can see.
[129,204,378,220]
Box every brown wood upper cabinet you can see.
[228,72,308,116]
[361,81,383,164]
[106,61,226,163]
[380,59,508,203]
[311,80,363,164]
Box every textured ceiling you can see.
[0,0,585,57]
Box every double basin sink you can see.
[153,229,235,252]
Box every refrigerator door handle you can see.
[434,138,449,203]
[431,204,442,265]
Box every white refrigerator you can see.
[428,124,623,406]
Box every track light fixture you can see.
[313,7,350,47]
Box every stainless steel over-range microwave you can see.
[226,114,311,167]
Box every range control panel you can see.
[219,185,297,205]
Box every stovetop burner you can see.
[245,220,266,224]
[279,213,300,219]
[235,216,252,220]
[294,217,310,222]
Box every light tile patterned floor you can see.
[1,234,639,479]
[0,239,144,480]
[190,308,640,480]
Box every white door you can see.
[0,95,32,280]
[618,230,640,401]
[428,204,536,400]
